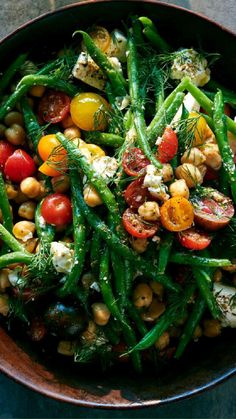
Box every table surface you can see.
[0,1,236,418]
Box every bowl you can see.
[0,0,236,408]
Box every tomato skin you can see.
[124,177,150,209]
[0,140,15,171]
[204,167,218,181]
[38,134,66,162]
[177,227,212,250]
[41,193,72,226]
[157,127,178,163]
[4,149,36,182]
[160,196,194,232]
[122,147,150,177]
[38,90,70,124]
[192,190,234,231]
[122,208,159,238]
[70,92,109,131]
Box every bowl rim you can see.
[0,0,236,409]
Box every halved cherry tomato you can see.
[122,208,159,238]
[187,112,208,146]
[41,193,72,226]
[177,227,212,250]
[124,177,150,209]
[39,161,65,177]
[122,147,150,177]
[191,189,234,231]
[4,149,36,182]
[160,196,194,232]
[70,92,109,131]
[0,140,15,171]
[157,127,178,163]
[38,134,66,162]
[38,90,70,124]
[87,26,111,52]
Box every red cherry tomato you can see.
[122,147,150,177]
[177,227,212,250]
[124,177,150,209]
[38,90,70,124]
[191,189,234,231]
[0,140,15,171]
[4,149,36,182]
[41,193,72,226]
[204,167,218,181]
[157,127,178,163]
[122,208,159,238]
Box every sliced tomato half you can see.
[122,147,150,177]
[177,227,212,250]
[122,208,159,238]
[38,90,70,124]
[157,127,178,163]
[124,177,150,209]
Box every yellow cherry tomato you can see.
[38,134,67,162]
[86,26,111,52]
[80,143,105,160]
[70,93,109,131]
[187,111,208,146]
[160,196,194,232]
[39,161,64,177]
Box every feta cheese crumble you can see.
[143,164,169,200]
[213,282,236,328]
[50,242,74,274]
[170,48,210,87]
[91,156,118,181]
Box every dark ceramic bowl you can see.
[0,0,236,408]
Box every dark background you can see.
[0,0,236,417]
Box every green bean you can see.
[213,90,236,202]
[20,96,43,153]
[170,252,231,267]
[90,231,101,278]
[193,268,221,319]
[158,232,173,274]
[131,283,196,352]
[84,132,124,148]
[219,166,230,196]
[127,301,148,336]
[0,251,32,269]
[35,202,55,245]
[77,31,127,97]
[127,29,162,169]
[0,173,13,233]
[175,296,206,358]
[72,182,180,292]
[131,15,146,46]
[0,53,28,95]
[139,17,171,53]
[0,223,28,253]
[103,322,120,345]
[0,75,78,121]
[99,245,142,372]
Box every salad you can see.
[0,16,236,372]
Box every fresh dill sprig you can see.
[74,331,112,368]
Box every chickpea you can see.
[36,180,48,200]
[13,221,35,242]
[155,332,170,351]
[5,123,26,145]
[197,164,207,179]
[203,319,221,338]
[200,143,222,171]
[21,238,39,253]
[91,302,111,326]
[192,325,202,340]
[5,182,18,200]
[222,263,236,273]
[83,184,103,207]
[213,269,223,283]
[51,175,70,193]
[133,283,153,308]
[0,294,9,316]
[57,340,76,356]
[0,269,11,292]
[62,114,74,129]
[64,126,81,140]
[150,281,164,300]
[81,272,95,290]
[138,201,160,222]
[175,163,203,188]
[161,164,174,183]
[81,320,97,343]
[29,85,46,97]
[0,123,6,137]
[14,190,29,204]
[130,237,149,254]
[20,177,41,198]
[181,147,206,166]
[141,298,165,322]
[169,179,190,199]
[18,201,36,220]
[4,111,24,127]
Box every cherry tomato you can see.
[4,149,36,182]
[191,189,234,231]
[124,177,150,209]
[87,26,111,52]
[122,147,150,177]
[39,161,64,177]
[204,167,218,181]
[41,193,72,226]
[160,196,194,232]
[38,134,66,162]
[177,227,212,250]
[187,112,208,146]
[0,140,15,171]
[38,90,70,124]
[157,127,178,163]
[70,92,109,131]
[122,208,159,238]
